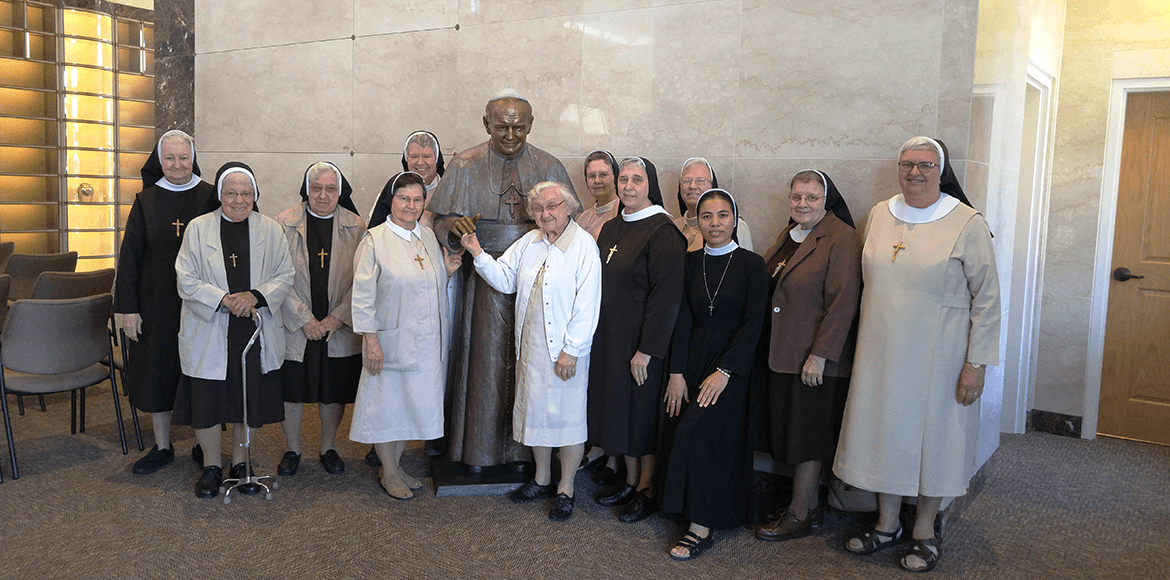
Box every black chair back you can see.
[0,274,9,330]
[0,242,13,274]
[5,252,79,301]
[31,269,115,300]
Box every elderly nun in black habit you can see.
[116,129,216,475]
[173,162,294,499]
[274,162,365,476]
[660,188,767,561]
[401,130,446,194]
[589,156,686,524]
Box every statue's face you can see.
[483,99,533,158]
[307,168,340,217]
[406,143,438,185]
[220,172,255,222]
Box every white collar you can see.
[156,174,202,192]
[387,219,421,242]
[888,193,960,224]
[684,211,698,227]
[621,205,670,222]
[704,241,738,256]
[307,208,334,219]
[426,175,440,193]
[789,226,812,243]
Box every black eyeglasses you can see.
[898,161,938,173]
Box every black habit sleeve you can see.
[637,224,686,359]
[715,251,768,377]
[114,198,147,314]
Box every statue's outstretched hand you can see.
[452,213,481,237]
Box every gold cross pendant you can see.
[772,260,786,277]
[413,254,425,270]
[228,253,238,268]
[892,240,906,262]
[318,248,328,268]
[172,219,184,237]
[606,245,617,264]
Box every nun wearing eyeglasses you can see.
[753,170,860,544]
[659,189,766,561]
[834,137,1000,573]
[349,172,462,500]
[460,181,601,521]
[173,162,294,499]
[273,162,365,477]
[672,157,753,253]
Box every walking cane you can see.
[221,312,278,504]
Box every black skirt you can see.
[281,339,361,405]
[173,315,284,429]
[760,371,848,465]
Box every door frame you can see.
[1084,78,1170,439]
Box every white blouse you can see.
[472,220,602,362]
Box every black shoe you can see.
[549,493,575,521]
[277,451,301,476]
[132,444,175,475]
[194,465,223,499]
[319,449,345,474]
[510,479,554,503]
[365,446,381,466]
[592,464,623,486]
[578,451,605,472]
[229,462,260,495]
[424,438,446,457]
[191,444,204,466]
[618,491,656,523]
[594,482,636,506]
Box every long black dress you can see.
[173,218,284,429]
[114,181,215,413]
[661,247,766,530]
[281,214,361,404]
[587,212,685,457]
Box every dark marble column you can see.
[153,0,195,138]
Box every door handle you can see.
[1113,267,1145,282]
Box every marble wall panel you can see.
[452,16,584,157]
[352,29,458,155]
[936,0,981,161]
[353,0,458,37]
[737,0,944,160]
[1034,294,1091,416]
[578,2,741,159]
[458,0,583,26]
[195,39,353,153]
[197,151,354,220]
[351,153,407,219]
[194,0,353,54]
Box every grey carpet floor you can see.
[1,388,1167,579]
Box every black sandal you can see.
[900,537,941,572]
[670,531,715,561]
[844,524,902,555]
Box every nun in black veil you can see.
[115,129,216,475]
[660,188,767,561]
[273,162,365,476]
[589,156,686,524]
[753,169,862,544]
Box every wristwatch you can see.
[967,362,985,370]
[716,368,731,378]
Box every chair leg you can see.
[70,391,77,435]
[17,394,24,415]
[38,394,45,411]
[130,404,143,451]
[1,377,19,479]
[108,369,128,455]
[79,387,86,433]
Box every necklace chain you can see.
[703,251,734,316]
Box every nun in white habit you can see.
[349,172,462,500]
